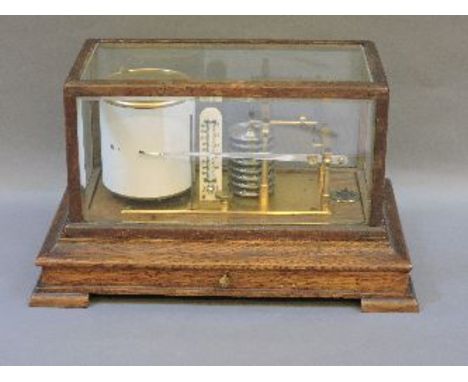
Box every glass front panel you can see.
[77,96,375,226]
[81,42,373,82]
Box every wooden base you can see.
[29,287,419,312]
[30,287,90,308]
[361,281,418,313]
[30,179,418,313]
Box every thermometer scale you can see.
[199,107,223,202]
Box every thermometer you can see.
[199,107,223,201]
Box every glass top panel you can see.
[81,42,373,83]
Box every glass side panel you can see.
[77,96,375,226]
[81,42,372,82]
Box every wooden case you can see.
[30,39,418,312]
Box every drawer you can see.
[41,267,410,297]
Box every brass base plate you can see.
[84,168,366,225]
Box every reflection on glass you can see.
[82,43,372,82]
[77,94,375,226]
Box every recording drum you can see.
[99,68,194,200]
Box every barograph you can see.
[30,39,418,312]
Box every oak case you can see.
[30,39,418,312]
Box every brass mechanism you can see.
[104,68,189,109]
[230,114,336,215]
[122,114,345,219]
[319,151,332,213]
[259,123,271,212]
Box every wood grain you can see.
[31,181,417,312]
[38,239,407,271]
[29,288,89,308]
[361,281,419,313]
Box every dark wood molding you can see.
[369,96,389,226]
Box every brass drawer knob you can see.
[218,273,231,288]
